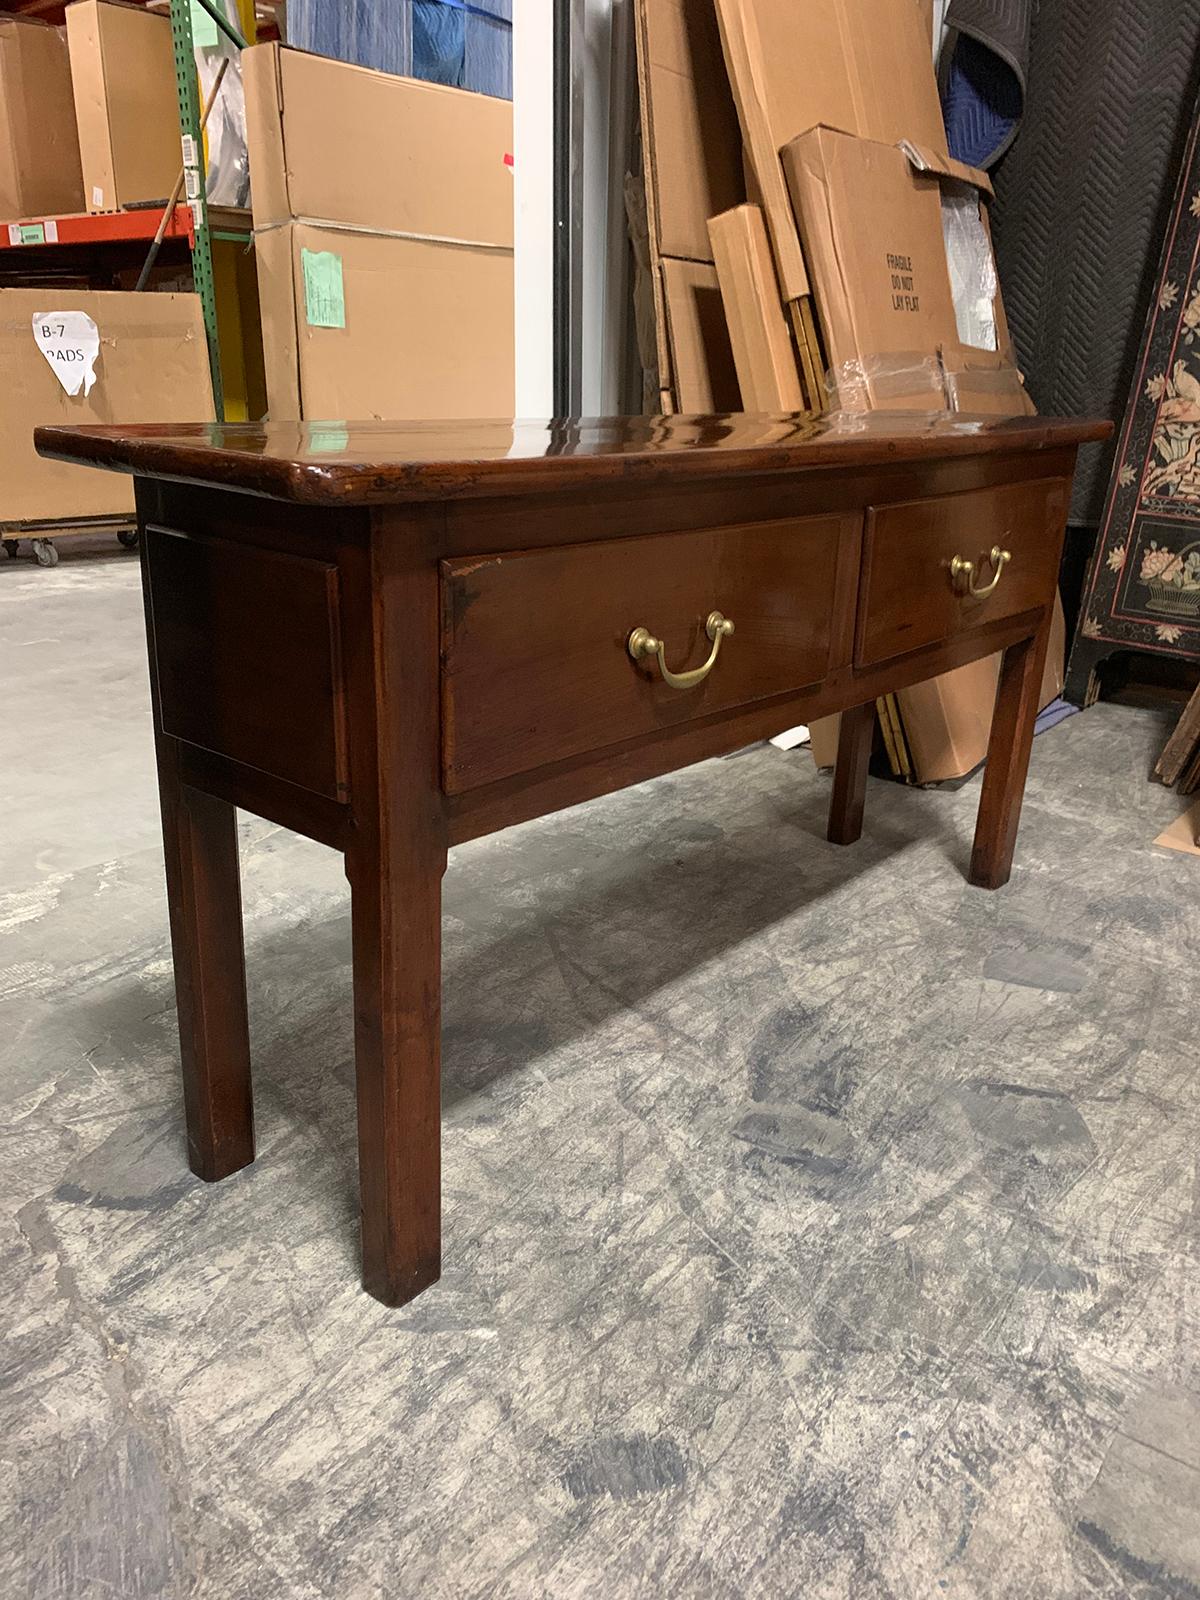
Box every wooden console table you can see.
[36,413,1109,1306]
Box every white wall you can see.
[513,0,556,415]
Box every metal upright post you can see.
[169,0,224,419]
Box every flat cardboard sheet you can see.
[789,297,828,415]
[1,289,213,523]
[715,0,946,301]
[659,258,741,412]
[65,0,179,213]
[807,714,841,769]
[244,43,514,422]
[633,0,744,410]
[1154,801,1200,856]
[708,204,805,410]
[0,17,84,221]
[635,0,743,264]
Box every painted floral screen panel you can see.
[1069,95,1200,697]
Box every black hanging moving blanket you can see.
[981,0,1200,524]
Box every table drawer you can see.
[857,478,1069,667]
[441,514,855,792]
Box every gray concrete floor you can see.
[3,540,1199,1600]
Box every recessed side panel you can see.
[145,525,348,801]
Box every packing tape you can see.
[252,216,513,254]
[826,352,946,412]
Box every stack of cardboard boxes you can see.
[0,16,84,223]
[65,0,180,215]
[638,0,1031,421]
[636,0,1060,780]
[1,7,215,531]
[2,12,517,530]
[243,43,515,423]
[1,4,186,223]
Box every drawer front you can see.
[442,514,854,792]
[857,478,1069,667]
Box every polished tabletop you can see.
[34,412,1112,506]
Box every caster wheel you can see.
[2,539,18,560]
[32,538,59,568]
[117,529,139,550]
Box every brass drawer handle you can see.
[949,545,1011,599]
[628,610,734,689]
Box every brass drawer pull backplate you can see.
[628,610,734,689]
[949,545,1011,599]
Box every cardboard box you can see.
[943,348,1035,416]
[714,0,946,302]
[635,0,743,264]
[708,204,804,410]
[245,43,514,421]
[797,133,1048,781]
[0,17,85,221]
[658,258,740,413]
[633,0,744,412]
[245,42,514,246]
[808,600,1065,781]
[254,222,515,422]
[896,597,1066,781]
[781,126,1025,411]
[782,126,955,408]
[1,289,214,523]
[65,0,179,213]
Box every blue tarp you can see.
[287,0,512,100]
[941,31,1023,169]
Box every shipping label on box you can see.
[1,288,213,523]
[32,310,101,396]
[301,249,346,329]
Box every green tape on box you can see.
[301,248,346,329]
[308,424,349,453]
[190,0,221,48]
